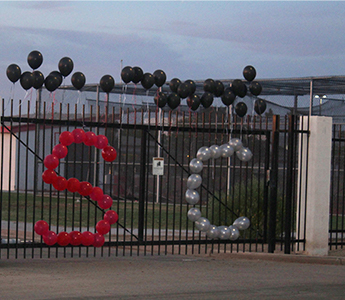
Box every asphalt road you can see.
[1,253,345,300]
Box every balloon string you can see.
[132,84,137,111]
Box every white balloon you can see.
[187,208,202,222]
[236,147,253,162]
[195,217,211,232]
[229,225,240,241]
[219,144,234,158]
[187,174,202,189]
[206,224,220,239]
[210,145,221,159]
[189,158,203,173]
[229,138,243,151]
[217,225,231,240]
[196,146,212,161]
[185,189,200,205]
[233,216,251,230]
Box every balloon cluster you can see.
[5,50,116,94]
[185,140,252,240]
[119,64,266,115]
[38,129,119,247]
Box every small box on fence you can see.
[152,157,164,175]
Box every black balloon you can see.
[27,50,43,70]
[49,71,63,86]
[235,102,247,118]
[100,74,114,93]
[141,73,155,90]
[230,79,245,96]
[221,88,236,106]
[185,79,196,95]
[243,65,256,82]
[177,82,190,99]
[45,74,60,92]
[169,78,181,93]
[154,92,168,108]
[200,92,214,108]
[167,93,181,109]
[237,83,247,98]
[121,66,134,84]
[214,80,224,97]
[20,71,34,90]
[132,66,143,84]
[58,57,74,77]
[32,70,44,89]
[187,94,200,111]
[71,72,86,90]
[254,99,267,115]
[203,78,215,93]
[6,64,21,83]
[153,69,167,87]
[249,81,262,96]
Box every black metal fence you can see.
[0,99,307,259]
[330,124,345,249]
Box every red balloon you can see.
[90,187,104,201]
[104,210,119,225]
[84,131,97,146]
[52,144,68,159]
[101,146,117,162]
[81,231,95,246]
[57,231,71,246]
[95,135,108,149]
[67,178,80,193]
[42,169,57,184]
[34,220,49,235]
[69,231,82,246]
[78,181,93,196]
[98,194,113,209]
[96,220,110,235]
[59,131,75,146]
[72,128,86,144]
[93,233,105,247]
[53,176,67,191]
[43,231,57,246]
[43,154,59,170]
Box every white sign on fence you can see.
[152,157,164,175]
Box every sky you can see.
[1,1,345,106]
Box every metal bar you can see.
[138,128,147,242]
[268,115,280,253]
[284,115,295,254]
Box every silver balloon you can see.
[219,143,234,158]
[206,224,220,239]
[229,225,240,241]
[185,189,200,205]
[236,147,253,162]
[195,217,211,232]
[210,145,221,159]
[187,174,202,189]
[187,208,202,222]
[217,225,231,240]
[196,146,212,161]
[229,138,243,151]
[189,158,203,173]
[233,216,251,230]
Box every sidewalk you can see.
[1,252,344,300]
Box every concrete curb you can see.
[200,252,345,265]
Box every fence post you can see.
[138,128,147,242]
[284,114,295,254]
[268,115,280,253]
[297,116,332,255]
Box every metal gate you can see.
[0,99,305,258]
